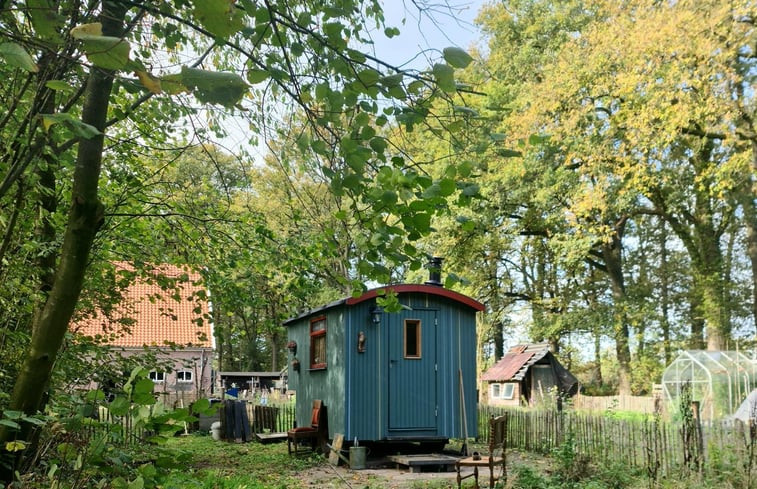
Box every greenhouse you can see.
[661,350,757,420]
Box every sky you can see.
[368,1,487,70]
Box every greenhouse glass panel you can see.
[662,351,757,420]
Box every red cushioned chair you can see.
[287,400,324,454]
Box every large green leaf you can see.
[0,42,38,72]
[79,35,130,70]
[443,47,474,68]
[432,63,456,93]
[193,0,245,39]
[41,113,102,139]
[27,0,63,43]
[180,67,248,107]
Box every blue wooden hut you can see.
[284,276,484,448]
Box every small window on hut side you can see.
[310,317,327,369]
[502,383,515,399]
[404,319,421,359]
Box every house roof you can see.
[283,283,484,325]
[481,343,551,382]
[72,263,212,349]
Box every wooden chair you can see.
[287,400,325,454]
[456,413,508,489]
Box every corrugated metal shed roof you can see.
[72,263,212,348]
[481,343,551,381]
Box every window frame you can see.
[403,319,422,359]
[491,383,501,399]
[149,371,165,383]
[502,383,515,399]
[176,370,193,383]
[309,316,327,370]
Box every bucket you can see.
[349,446,367,470]
[210,421,222,441]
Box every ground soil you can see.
[298,446,545,488]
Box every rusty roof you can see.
[481,343,551,381]
[72,263,212,348]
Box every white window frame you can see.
[149,371,165,383]
[177,370,193,383]
[491,382,515,399]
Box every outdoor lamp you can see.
[370,305,382,325]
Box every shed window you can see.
[491,383,515,399]
[310,317,327,369]
[149,371,165,383]
[177,370,193,383]
[404,319,421,359]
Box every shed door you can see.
[388,309,437,432]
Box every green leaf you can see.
[85,389,105,401]
[247,69,269,84]
[41,113,102,139]
[0,420,20,430]
[0,42,38,72]
[109,396,130,416]
[194,0,245,39]
[27,0,64,43]
[497,148,522,158]
[181,66,248,108]
[443,47,474,68]
[75,33,131,70]
[133,378,154,395]
[3,411,22,420]
[432,63,456,93]
[45,80,73,92]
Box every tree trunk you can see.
[659,219,671,363]
[740,142,757,337]
[0,2,126,480]
[601,220,632,396]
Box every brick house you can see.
[73,263,214,405]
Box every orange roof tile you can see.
[73,263,212,348]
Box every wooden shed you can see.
[481,343,579,407]
[284,281,484,447]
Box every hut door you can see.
[388,309,437,433]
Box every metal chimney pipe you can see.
[425,257,443,286]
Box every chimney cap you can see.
[424,256,444,286]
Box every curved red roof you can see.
[345,284,484,311]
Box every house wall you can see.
[285,308,347,436]
[486,381,521,407]
[111,347,213,406]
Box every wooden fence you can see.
[478,405,756,476]
[572,394,661,414]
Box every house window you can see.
[149,371,165,383]
[177,370,193,383]
[404,319,421,359]
[491,383,515,399]
[310,317,327,369]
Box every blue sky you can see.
[368,1,486,70]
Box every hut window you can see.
[309,317,327,369]
[404,319,421,358]
[491,383,515,399]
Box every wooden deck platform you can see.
[387,454,459,473]
[255,432,287,444]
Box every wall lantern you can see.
[370,306,382,325]
[286,340,297,354]
[357,331,366,353]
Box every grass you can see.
[160,433,324,488]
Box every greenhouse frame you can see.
[662,350,757,420]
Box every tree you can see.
[0,0,476,478]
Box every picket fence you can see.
[478,405,755,476]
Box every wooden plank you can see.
[255,432,287,443]
[329,434,344,466]
[388,454,458,472]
